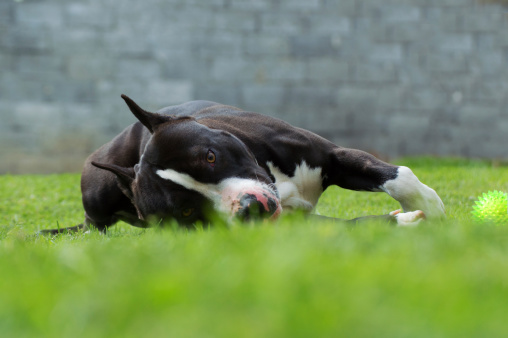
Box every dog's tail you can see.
[38,224,86,235]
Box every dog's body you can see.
[42,96,445,234]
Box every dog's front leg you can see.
[328,147,445,220]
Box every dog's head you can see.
[92,95,281,226]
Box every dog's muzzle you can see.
[218,179,281,221]
[235,192,281,221]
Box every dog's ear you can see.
[121,94,171,134]
[91,161,135,198]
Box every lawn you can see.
[1,158,508,337]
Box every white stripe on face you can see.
[156,169,281,217]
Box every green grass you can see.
[1,158,508,337]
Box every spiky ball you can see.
[471,191,508,225]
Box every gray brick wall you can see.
[1,0,508,173]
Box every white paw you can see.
[382,166,446,220]
[390,209,426,226]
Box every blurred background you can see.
[1,0,507,174]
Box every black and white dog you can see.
[42,95,445,233]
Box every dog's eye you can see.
[182,208,194,217]
[206,150,216,164]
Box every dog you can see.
[41,95,445,234]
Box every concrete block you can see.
[61,103,96,125]
[402,86,448,110]
[331,35,367,60]
[194,85,242,106]
[469,80,508,103]
[308,16,351,35]
[67,56,115,81]
[376,86,404,109]
[244,35,290,56]
[306,58,349,82]
[158,54,208,81]
[0,72,46,102]
[458,104,499,129]
[336,86,378,112]
[0,101,16,132]
[64,2,116,29]
[114,58,161,81]
[387,113,431,150]
[51,29,100,55]
[145,80,194,106]
[459,7,504,32]
[368,44,403,63]
[289,35,336,58]
[0,2,13,28]
[476,33,496,50]
[353,63,398,83]
[257,58,306,82]
[260,13,303,34]
[211,12,258,33]
[435,9,462,32]
[14,55,64,75]
[337,85,403,112]
[194,33,244,58]
[431,107,460,125]
[460,128,500,158]
[386,22,427,42]
[14,102,64,134]
[56,80,97,104]
[322,0,357,16]
[184,0,226,7]
[229,0,274,10]
[102,31,154,59]
[494,30,508,47]
[264,105,308,129]
[428,0,475,6]
[3,26,52,53]
[347,109,393,133]
[438,34,474,53]
[470,51,504,77]
[242,84,285,108]
[285,86,336,108]
[427,53,468,73]
[15,2,64,29]
[379,5,422,23]
[210,58,257,82]
[302,106,351,133]
[399,63,431,86]
[280,0,321,11]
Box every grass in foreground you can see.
[1,158,508,337]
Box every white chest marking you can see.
[266,161,323,211]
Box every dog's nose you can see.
[236,193,279,221]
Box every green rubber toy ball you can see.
[471,190,508,225]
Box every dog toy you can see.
[471,190,508,225]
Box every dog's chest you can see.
[266,161,323,211]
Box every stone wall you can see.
[1,0,507,173]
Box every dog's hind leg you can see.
[327,147,445,220]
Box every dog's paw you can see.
[390,209,426,226]
[382,166,446,220]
